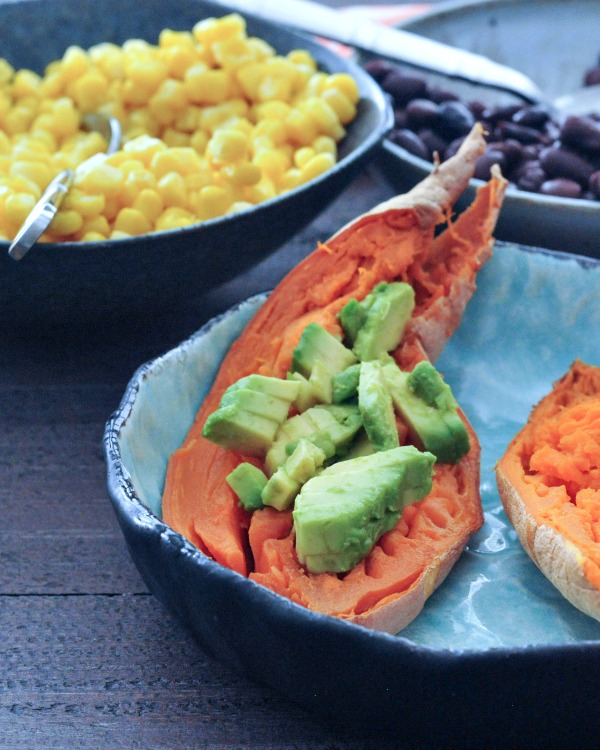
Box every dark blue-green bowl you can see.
[0,0,391,324]
[104,241,600,748]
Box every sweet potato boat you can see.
[496,360,600,622]
[162,123,508,634]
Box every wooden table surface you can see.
[1,1,437,745]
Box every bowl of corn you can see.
[0,0,391,324]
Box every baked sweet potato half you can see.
[162,123,508,634]
[496,360,600,622]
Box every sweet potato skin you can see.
[162,125,508,632]
[496,360,600,622]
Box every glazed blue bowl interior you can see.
[0,0,391,324]
[105,241,600,745]
[371,0,600,257]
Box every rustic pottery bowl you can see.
[370,0,600,256]
[104,241,600,748]
[0,0,391,325]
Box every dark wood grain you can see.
[0,159,403,748]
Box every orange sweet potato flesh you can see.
[496,360,600,621]
[162,124,508,632]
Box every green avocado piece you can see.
[288,358,334,411]
[332,363,361,403]
[382,360,470,464]
[291,322,357,379]
[202,374,300,457]
[339,282,415,361]
[264,404,362,475]
[226,462,268,512]
[261,438,327,511]
[293,445,435,574]
[358,360,399,452]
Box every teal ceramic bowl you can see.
[105,241,600,748]
[0,0,391,325]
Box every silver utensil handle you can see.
[223,0,545,103]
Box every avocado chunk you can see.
[261,438,327,511]
[339,282,415,361]
[226,462,268,512]
[358,360,399,452]
[332,363,361,403]
[264,404,362,475]
[382,359,470,464]
[293,446,435,574]
[202,374,300,457]
[288,358,334,411]
[291,322,357,380]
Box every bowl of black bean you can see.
[362,0,600,257]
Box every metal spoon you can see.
[223,0,600,117]
[8,113,121,261]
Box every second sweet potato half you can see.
[162,124,508,634]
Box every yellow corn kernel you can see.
[174,105,202,133]
[253,100,292,122]
[132,188,164,222]
[200,99,248,133]
[109,229,131,239]
[220,161,261,187]
[9,160,53,190]
[158,28,194,48]
[253,148,289,182]
[0,59,14,85]
[49,98,81,138]
[120,78,154,107]
[157,171,188,207]
[206,129,248,164]
[301,97,345,140]
[60,46,90,82]
[81,230,108,242]
[293,147,315,169]
[155,205,195,231]
[62,188,105,217]
[148,79,188,124]
[321,87,357,125]
[0,131,11,154]
[114,206,153,235]
[257,74,293,103]
[193,14,246,45]
[312,134,336,157]
[227,200,253,215]
[49,208,84,236]
[279,167,302,192]
[3,105,36,136]
[235,61,265,100]
[212,37,259,72]
[150,147,203,178]
[196,184,231,220]
[4,192,37,224]
[12,69,42,98]
[88,42,126,80]
[184,65,232,105]
[285,108,319,146]
[323,73,360,105]
[162,129,190,148]
[299,152,335,183]
[243,177,275,204]
[122,135,167,166]
[83,214,111,236]
[287,49,317,71]
[124,108,160,138]
[161,44,199,80]
[75,161,123,197]
[39,70,65,99]
[70,69,110,113]
[252,118,287,146]
[127,59,168,94]
[190,129,209,154]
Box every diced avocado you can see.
[264,404,362,475]
[202,374,299,457]
[291,322,357,379]
[293,446,435,574]
[261,438,327,511]
[382,360,470,464]
[332,363,361,403]
[339,282,415,361]
[341,429,375,460]
[288,358,333,412]
[226,462,268,512]
[358,360,399,452]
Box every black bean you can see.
[490,138,523,169]
[388,128,430,160]
[363,58,396,83]
[497,121,548,145]
[589,170,600,198]
[405,98,439,128]
[584,66,600,87]
[381,70,427,105]
[560,115,600,153]
[512,104,551,129]
[514,161,546,192]
[444,137,466,160]
[427,86,460,104]
[539,145,595,184]
[481,103,523,123]
[418,128,448,157]
[539,178,582,198]
[436,101,476,137]
[474,149,507,181]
